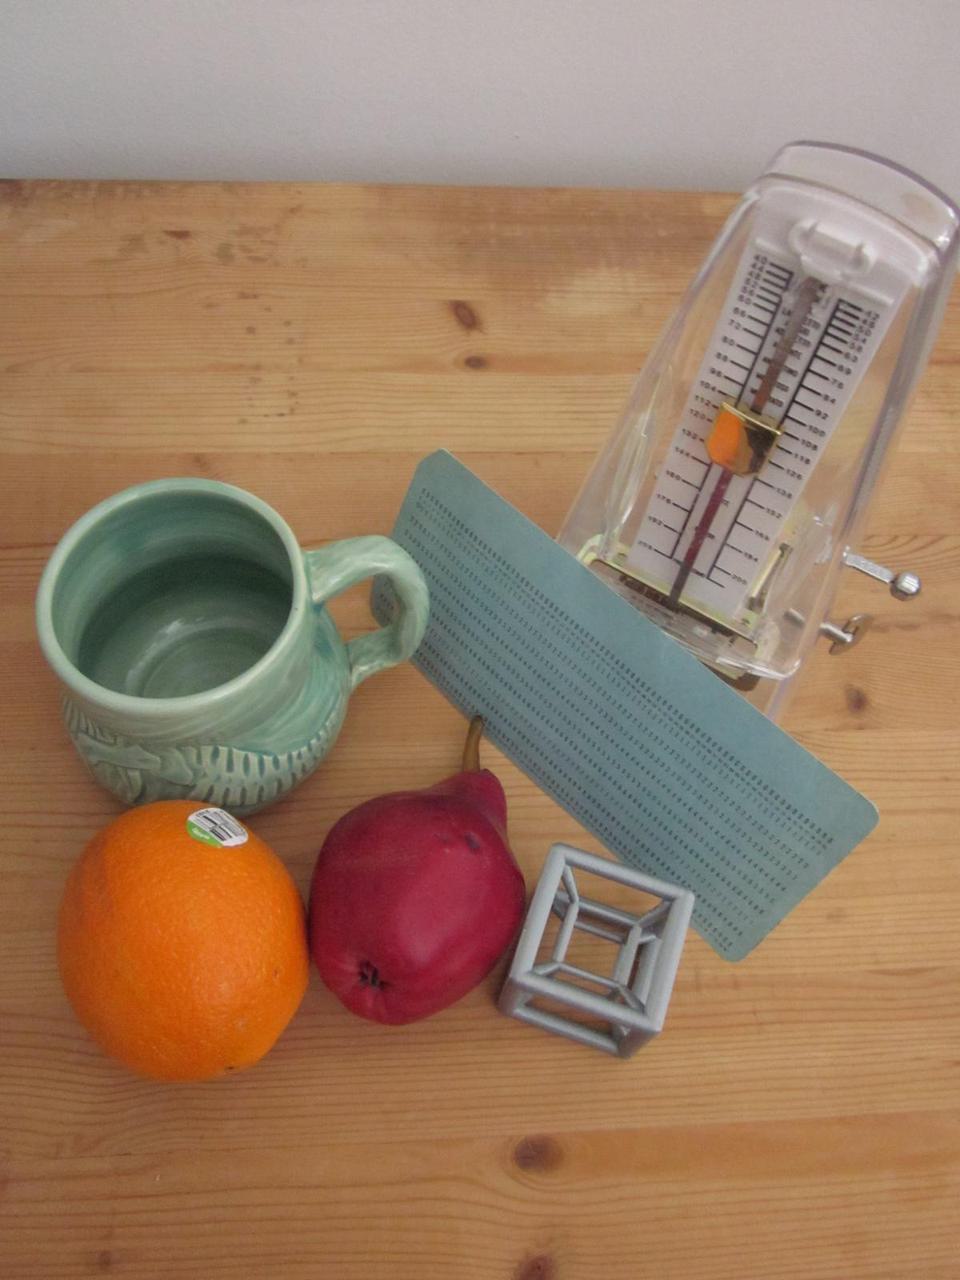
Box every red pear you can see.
[309,717,526,1024]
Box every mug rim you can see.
[35,477,308,717]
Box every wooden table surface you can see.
[1,180,958,1280]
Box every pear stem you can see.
[462,715,484,772]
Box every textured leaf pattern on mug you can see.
[63,699,335,812]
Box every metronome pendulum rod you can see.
[666,275,822,609]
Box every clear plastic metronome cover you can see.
[559,142,959,715]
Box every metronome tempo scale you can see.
[560,142,958,719]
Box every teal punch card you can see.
[372,451,878,960]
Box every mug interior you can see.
[51,490,294,699]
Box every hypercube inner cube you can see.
[499,843,694,1057]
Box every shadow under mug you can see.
[35,478,429,814]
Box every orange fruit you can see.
[58,800,309,1081]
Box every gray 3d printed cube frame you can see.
[499,843,694,1057]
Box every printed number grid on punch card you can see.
[373,451,878,961]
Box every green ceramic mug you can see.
[36,478,429,813]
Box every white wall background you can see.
[2,0,958,198]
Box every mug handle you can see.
[303,537,429,691]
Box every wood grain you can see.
[0,179,957,1280]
